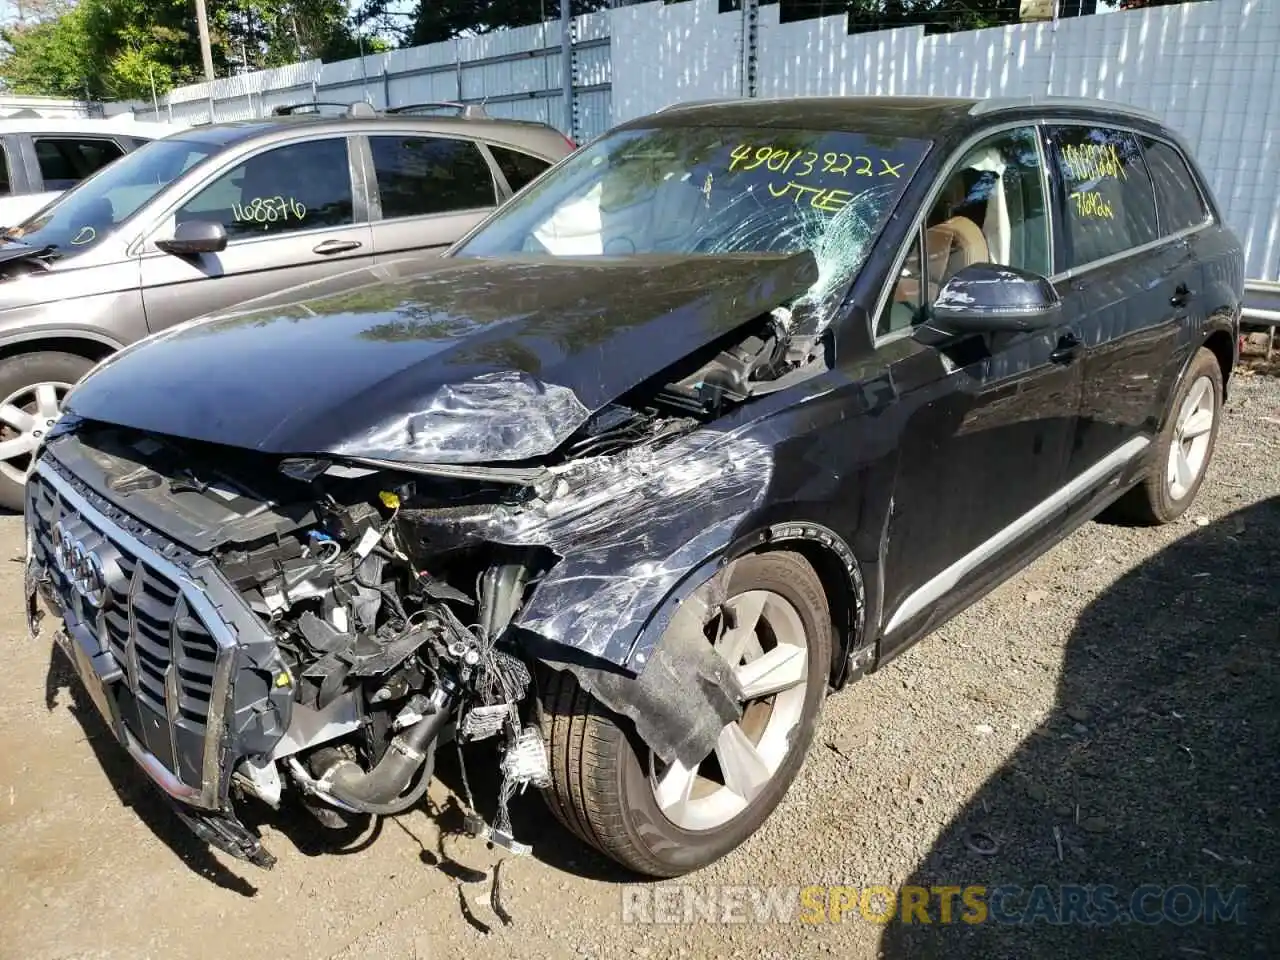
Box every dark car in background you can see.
[25,95,1241,881]
[0,103,573,508]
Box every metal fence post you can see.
[560,0,574,137]
[742,0,759,99]
[455,38,463,101]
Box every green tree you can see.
[0,0,365,98]
[0,4,94,98]
[405,0,610,46]
[219,1,369,71]
[81,0,209,97]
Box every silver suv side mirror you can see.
[156,220,228,257]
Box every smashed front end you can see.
[24,329,794,869]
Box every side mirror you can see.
[155,220,227,256]
[926,263,1061,335]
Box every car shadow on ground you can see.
[427,740,638,884]
[43,640,632,898]
[43,645,261,897]
[878,497,1280,958]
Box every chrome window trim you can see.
[132,132,364,256]
[1054,220,1212,284]
[1039,118,1214,278]
[1130,133,1215,239]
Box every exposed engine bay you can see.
[25,300,827,877]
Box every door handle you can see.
[1050,331,1082,365]
[313,239,362,255]
[1170,283,1194,307]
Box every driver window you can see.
[876,126,1050,338]
[174,137,354,241]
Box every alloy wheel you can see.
[650,588,810,832]
[1167,374,1215,501]
[0,381,71,486]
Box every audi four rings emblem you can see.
[51,520,107,608]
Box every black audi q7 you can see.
[24,95,1242,880]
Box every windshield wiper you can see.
[0,242,59,268]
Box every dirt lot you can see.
[1,372,1277,960]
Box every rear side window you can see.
[489,145,552,194]
[1140,137,1209,235]
[0,143,10,197]
[1047,126,1159,270]
[35,137,125,190]
[370,136,496,219]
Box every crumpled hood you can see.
[65,252,818,464]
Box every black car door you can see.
[1041,124,1191,482]
[873,124,1085,651]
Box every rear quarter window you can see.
[1046,125,1159,270]
[1140,137,1209,235]
[488,144,553,194]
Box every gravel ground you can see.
[0,370,1276,960]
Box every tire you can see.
[1112,346,1223,525]
[0,351,92,512]
[537,550,832,877]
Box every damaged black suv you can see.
[25,95,1242,878]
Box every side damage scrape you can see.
[528,570,745,772]
[531,519,869,770]
[399,427,776,767]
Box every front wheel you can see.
[538,551,832,877]
[0,351,92,511]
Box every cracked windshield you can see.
[458,125,930,313]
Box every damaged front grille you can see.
[101,553,218,732]
[27,462,235,806]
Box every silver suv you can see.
[0,103,573,509]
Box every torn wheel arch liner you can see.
[524,518,869,769]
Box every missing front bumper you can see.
[168,802,277,869]
[44,616,277,869]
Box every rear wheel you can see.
[1112,346,1222,525]
[0,352,91,511]
[538,551,832,877]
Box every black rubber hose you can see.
[321,691,454,815]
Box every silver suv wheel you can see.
[0,380,70,486]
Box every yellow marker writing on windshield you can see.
[729,144,904,179]
[766,181,854,213]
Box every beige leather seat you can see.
[925,215,991,291]
[880,214,992,335]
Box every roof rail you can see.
[270,100,355,116]
[968,95,1163,123]
[386,101,489,119]
[656,97,746,113]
